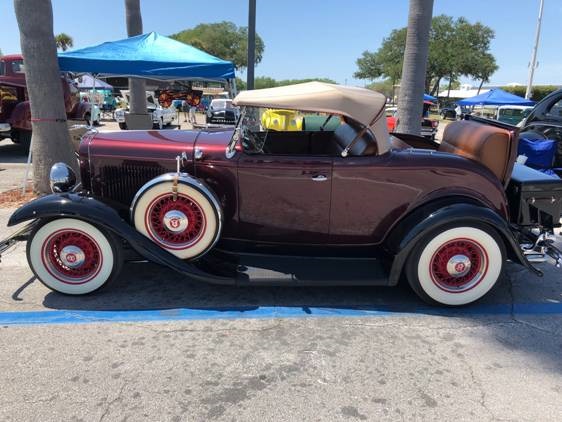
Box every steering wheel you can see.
[242,129,265,153]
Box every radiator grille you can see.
[99,163,165,206]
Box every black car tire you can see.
[405,222,505,306]
[118,122,128,130]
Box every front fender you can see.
[386,203,538,285]
[8,193,234,285]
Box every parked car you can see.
[385,107,398,132]
[2,82,561,307]
[440,106,457,120]
[390,104,439,140]
[440,105,471,120]
[518,89,562,171]
[114,91,175,130]
[496,105,533,126]
[206,98,239,125]
[0,54,95,149]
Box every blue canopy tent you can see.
[58,32,235,81]
[424,93,437,102]
[457,88,535,106]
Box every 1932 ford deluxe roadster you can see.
[2,82,561,306]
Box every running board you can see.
[199,252,391,286]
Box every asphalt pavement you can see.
[1,122,562,421]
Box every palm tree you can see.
[396,0,434,135]
[55,33,73,51]
[124,0,146,115]
[14,0,78,194]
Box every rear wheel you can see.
[27,218,123,295]
[118,122,127,130]
[405,224,505,306]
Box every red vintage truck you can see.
[0,54,93,148]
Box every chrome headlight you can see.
[50,163,77,193]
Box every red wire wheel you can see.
[42,229,103,284]
[429,238,488,293]
[144,193,207,250]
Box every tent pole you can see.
[22,137,33,194]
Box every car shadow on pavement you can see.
[36,260,562,375]
[38,261,551,316]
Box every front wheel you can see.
[405,224,505,306]
[27,218,123,295]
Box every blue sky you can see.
[1,0,561,86]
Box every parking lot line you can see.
[0,301,561,326]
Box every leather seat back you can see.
[439,120,517,186]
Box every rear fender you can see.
[8,193,234,285]
[385,201,537,285]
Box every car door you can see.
[237,152,332,244]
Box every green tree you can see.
[14,0,77,193]
[54,33,73,51]
[171,22,265,70]
[355,15,497,96]
[397,0,434,135]
[367,78,396,99]
[235,76,336,92]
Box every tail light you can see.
[432,120,439,128]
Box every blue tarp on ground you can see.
[59,32,235,81]
[74,74,113,90]
[457,88,535,106]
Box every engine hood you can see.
[83,128,234,163]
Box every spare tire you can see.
[132,177,222,260]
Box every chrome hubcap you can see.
[60,245,86,268]
[163,210,188,233]
[446,254,472,278]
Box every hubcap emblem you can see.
[446,255,472,278]
[163,210,188,233]
[60,245,86,268]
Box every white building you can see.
[438,84,490,99]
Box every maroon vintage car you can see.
[0,54,93,148]
[2,82,561,306]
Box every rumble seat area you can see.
[439,120,517,185]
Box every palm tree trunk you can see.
[477,79,485,95]
[125,0,146,115]
[397,0,434,135]
[14,0,78,194]
[447,75,453,98]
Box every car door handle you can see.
[311,175,327,182]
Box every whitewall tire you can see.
[132,181,220,260]
[27,218,122,295]
[406,225,505,306]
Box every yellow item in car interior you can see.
[261,109,303,131]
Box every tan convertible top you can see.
[233,82,390,153]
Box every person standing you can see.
[189,104,197,125]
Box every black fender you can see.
[8,193,235,285]
[385,202,539,286]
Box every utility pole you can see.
[247,0,256,90]
[525,0,545,99]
